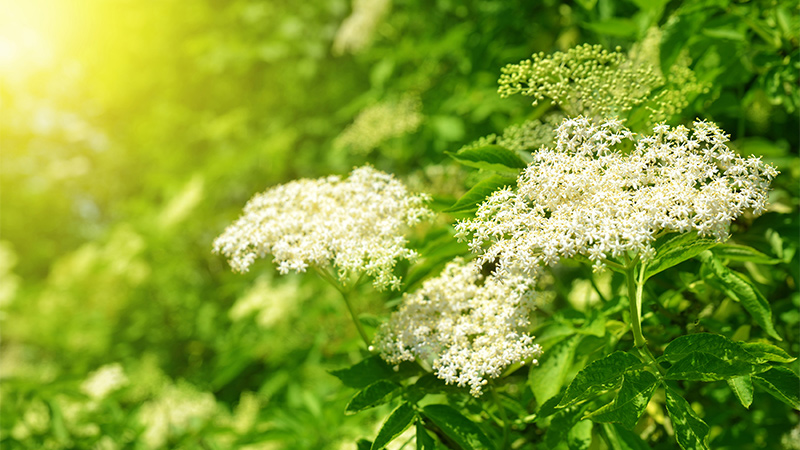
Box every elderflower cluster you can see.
[374,259,543,397]
[455,116,777,273]
[213,166,433,290]
[334,94,423,155]
[332,0,391,55]
[497,43,704,125]
[81,363,129,400]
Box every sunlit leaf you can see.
[665,385,710,450]
[727,375,754,408]
[587,370,658,430]
[753,367,800,410]
[371,403,417,450]
[645,233,718,279]
[345,380,401,414]
[422,404,493,450]
[559,352,642,408]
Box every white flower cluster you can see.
[456,117,777,273]
[213,166,433,290]
[333,0,391,55]
[80,363,129,400]
[334,94,423,155]
[374,259,543,397]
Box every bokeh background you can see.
[1,0,797,449]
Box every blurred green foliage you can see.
[0,0,797,449]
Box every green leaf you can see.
[545,403,592,449]
[443,174,517,214]
[530,335,580,405]
[567,420,594,450]
[587,370,658,430]
[727,375,754,408]
[346,380,401,414]
[664,385,710,450]
[422,404,493,450]
[662,333,758,364]
[330,356,396,389]
[645,233,718,279]
[700,252,782,340]
[739,342,796,363]
[582,18,639,38]
[559,352,642,408]
[602,423,651,450]
[712,244,781,265]
[447,144,527,172]
[371,403,417,450]
[753,367,800,410]
[665,352,756,382]
[416,420,436,450]
[357,439,372,450]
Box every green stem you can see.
[624,261,665,375]
[491,387,510,449]
[314,266,370,347]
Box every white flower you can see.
[374,259,543,397]
[455,116,777,273]
[213,165,433,290]
[81,363,128,400]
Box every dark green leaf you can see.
[346,380,401,414]
[739,342,796,363]
[422,404,493,450]
[587,370,658,430]
[530,335,580,405]
[371,403,417,450]
[727,375,754,408]
[700,252,782,340]
[665,352,756,381]
[662,333,758,363]
[664,385,710,450]
[567,420,594,450]
[602,423,651,450]
[443,174,517,213]
[645,233,718,279]
[330,356,396,389]
[712,244,781,265]
[416,420,436,450]
[447,144,527,172]
[357,439,372,450]
[753,367,800,410]
[559,352,642,408]
[545,403,592,449]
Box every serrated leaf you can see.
[567,420,594,450]
[443,174,516,213]
[416,420,436,450]
[530,335,580,405]
[346,380,401,414]
[753,367,800,410]
[559,352,642,408]
[587,370,658,430]
[645,233,718,279]
[700,252,782,340]
[422,404,493,450]
[665,385,710,450]
[602,423,651,450]
[712,244,781,265]
[739,342,796,363]
[545,403,592,449]
[665,352,756,381]
[371,403,417,450]
[447,144,527,172]
[662,333,758,363]
[727,375,754,408]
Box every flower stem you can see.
[624,261,665,375]
[491,387,510,449]
[314,266,370,347]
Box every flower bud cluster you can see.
[213,166,433,290]
[334,94,423,155]
[456,117,777,273]
[375,259,543,397]
[498,43,704,125]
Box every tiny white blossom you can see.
[455,116,777,273]
[374,259,543,397]
[213,166,434,290]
